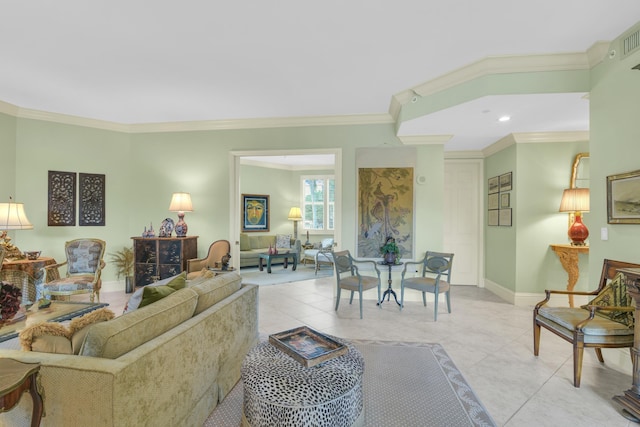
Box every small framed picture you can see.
[499,208,512,226]
[488,176,499,194]
[499,172,512,192]
[607,169,640,224]
[500,193,510,208]
[488,210,499,226]
[488,193,499,210]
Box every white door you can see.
[444,160,483,286]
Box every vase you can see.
[384,253,396,264]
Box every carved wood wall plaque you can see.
[79,173,105,226]
[48,171,76,226]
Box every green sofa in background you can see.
[239,233,301,268]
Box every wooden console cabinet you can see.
[132,236,198,286]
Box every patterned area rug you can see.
[204,340,496,427]
[240,265,333,286]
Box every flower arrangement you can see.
[0,281,22,326]
[380,237,401,264]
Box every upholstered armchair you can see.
[333,250,381,319]
[42,238,106,303]
[400,251,454,321]
[534,258,640,387]
[186,239,231,278]
[303,238,335,274]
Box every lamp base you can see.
[568,214,589,246]
[175,212,188,237]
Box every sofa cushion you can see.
[19,322,72,353]
[189,271,242,315]
[276,234,291,249]
[69,307,116,354]
[124,272,187,313]
[240,233,251,251]
[138,275,187,308]
[79,287,198,359]
[250,235,275,250]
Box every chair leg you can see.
[533,320,541,356]
[349,290,354,304]
[335,288,341,311]
[359,290,363,319]
[573,342,585,388]
[400,286,404,310]
[421,292,427,307]
[433,293,439,321]
[445,290,451,313]
[594,348,605,363]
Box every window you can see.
[301,176,334,231]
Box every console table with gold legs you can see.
[550,244,589,307]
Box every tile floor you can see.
[98,275,637,426]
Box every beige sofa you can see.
[0,272,258,427]
[240,233,301,268]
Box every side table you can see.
[0,359,43,427]
[377,261,402,306]
[550,244,589,307]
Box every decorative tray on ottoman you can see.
[269,326,348,368]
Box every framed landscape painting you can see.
[242,194,270,232]
[607,169,640,224]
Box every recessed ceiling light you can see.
[498,115,511,122]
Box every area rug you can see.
[240,266,333,286]
[204,340,496,427]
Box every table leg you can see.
[284,257,288,269]
[29,373,43,427]
[292,254,297,271]
[259,257,264,272]
[378,265,400,306]
[267,258,272,274]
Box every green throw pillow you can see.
[138,273,187,308]
[581,272,634,327]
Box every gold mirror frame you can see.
[570,152,589,189]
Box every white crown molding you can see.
[17,107,130,132]
[412,52,592,99]
[482,131,590,156]
[586,41,611,67]
[398,135,453,145]
[444,151,484,159]
[240,158,334,171]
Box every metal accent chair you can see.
[333,250,381,319]
[400,251,454,321]
[186,239,231,277]
[534,258,640,387]
[42,238,106,302]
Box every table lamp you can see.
[0,197,33,258]
[559,188,590,246]
[288,207,302,239]
[169,192,193,237]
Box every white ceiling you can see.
[2,1,640,153]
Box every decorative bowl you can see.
[24,251,41,260]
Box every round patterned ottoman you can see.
[241,339,364,427]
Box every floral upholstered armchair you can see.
[41,238,106,303]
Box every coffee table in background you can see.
[258,252,297,274]
[0,301,108,343]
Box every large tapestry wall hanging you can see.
[48,170,76,226]
[357,167,413,258]
[79,173,106,226]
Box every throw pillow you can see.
[123,271,187,313]
[276,234,291,249]
[69,307,116,354]
[581,272,633,327]
[19,322,72,354]
[138,273,187,308]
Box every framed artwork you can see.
[607,169,640,224]
[242,194,270,232]
[488,210,499,226]
[499,208,512,226]
[499,172,512,192]
[500,193,510,208]
[79,173,105,226]
[357,167,414,258]
[488,193,499,210]
[488,176,499,194]
[48,170,76,226]
[269,326,347,367]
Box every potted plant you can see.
[109,247,135,293]
[380,237,401,264]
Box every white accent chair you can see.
[302,238,335,274]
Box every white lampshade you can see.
[169,192,193,213]
[559,188,590,213]
[287,207,302,221]
[0,200,33,230]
